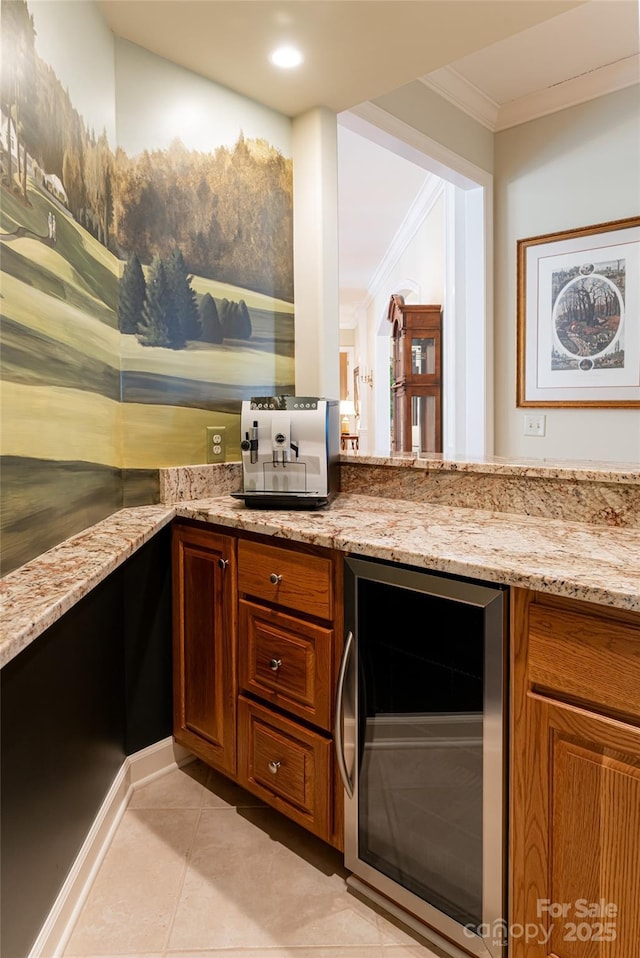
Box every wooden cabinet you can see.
[237,695,333,840]
[172,523,237,775]
[388,293,442,454]
[238,600,333,730]
[173,522,343,848]
[237,538,334,620]
[236,535,342,846]
[511,590,640,958]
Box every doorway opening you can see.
[338,104,493,459]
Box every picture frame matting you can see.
[516,216,640,407]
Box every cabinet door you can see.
[513,693,640,958]
[172,525,237,775]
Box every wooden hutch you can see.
[388,294,442,454]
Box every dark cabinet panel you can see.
[173,525,237,775]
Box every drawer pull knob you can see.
[218,558,229,570]
[268,761,281,774]
[269,658,282,671]
[269,573,282,584]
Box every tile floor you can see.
[63,760,447,958]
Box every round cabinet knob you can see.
[268,761,281,774]
[269,658,282,671]
[240,439,251,451]
[269,573,282,584]
[218,558,229,570]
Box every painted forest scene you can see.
[1,0,295,480]
[551,259,625,371]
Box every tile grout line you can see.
[82,761,435,958]
[60,761,410,957]
[160,777,209,957]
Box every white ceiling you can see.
[98,0,585,118]
[443,1,639,106]
[424,0,639,131]
[98,0,639,306]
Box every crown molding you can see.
[339,169,444,320]
[419,68,499,131]
[420,54,640,133]
[366,175,444,306]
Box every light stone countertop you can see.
[340,452,640,483]
[175,493,640,613]
[0,505,175,669]
[2,490,639,671]
[156,455,640,506]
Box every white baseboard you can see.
[28,737,194,958]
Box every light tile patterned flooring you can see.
[63,760,446,958]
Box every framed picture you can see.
[517,216,640,406]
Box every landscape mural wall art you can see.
[0,0,294,573]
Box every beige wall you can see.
[368,80,639,463]
[494,85,640,462]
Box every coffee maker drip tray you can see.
[233,459,333,508]
[231,491,331,510]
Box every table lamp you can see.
[340,400,355,434]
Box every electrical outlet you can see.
[206,426,226,463]
[523,414,546,437]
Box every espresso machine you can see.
[232,396,340,508]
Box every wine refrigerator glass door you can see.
[340,557,506,958]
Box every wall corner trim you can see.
[27,737,194,958]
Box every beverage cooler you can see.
[335,556,507,958]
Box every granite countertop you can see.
[2,489,639,670]
[0,505,175,669]
[341,452,640,483]
[175,493,640,613]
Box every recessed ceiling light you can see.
[269,45,304,69]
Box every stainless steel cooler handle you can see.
[334,629,354,799]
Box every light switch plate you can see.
[523,414,546,437]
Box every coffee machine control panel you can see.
[249,396,320,411]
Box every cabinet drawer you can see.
[239,600,333,730]
[237,695,332,841]
[528,603,640,720]
[237,539,333,620]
